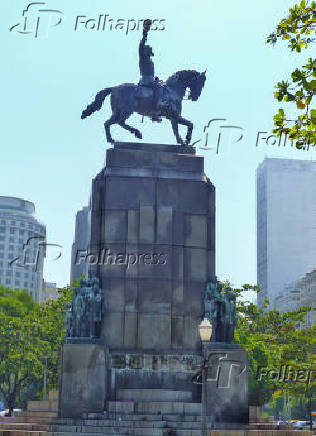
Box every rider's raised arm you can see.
[139,30,148,58]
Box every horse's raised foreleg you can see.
[118,112,142,139]
[104,113,119,143]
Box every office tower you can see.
[0,196,46,301]
[257,158,316,307]
[39,280,58,303]
[70,206,90,283]
[276,269,316,329]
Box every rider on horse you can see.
[139,19,164,121]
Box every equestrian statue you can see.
[81,19,206,146]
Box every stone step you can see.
[0,431,47,436]
[0,423,47,431]
[52,415,202,425]
[0,418,50,424]
[107,401,201,415]
[27,401,58,413]
[47,431,202,436]
[116,389,192,402]
[22,412,57,419]
[46,431,313,436]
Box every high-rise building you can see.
[39,280,58,304]
[0,196,46,302]
[70,206,90,283]
[257,158,316,307]
[274,269,316,329]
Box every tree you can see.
[0,286,73,415]
[231,284,315,407]
[267,0,316,147]
[0,286,38,317]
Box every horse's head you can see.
[188,70,206,101]
[166,70,206,102]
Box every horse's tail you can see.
[81,87,112,119]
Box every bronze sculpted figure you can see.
[204,276,237,343]
[66,277,104,339]
[81,19,206,145]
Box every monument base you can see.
[204,342,249,424]
[58,343,106,418]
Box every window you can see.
[15,281,20,287]
[20,229,25,235]
[0,227,5,233]
[11,221,16,225]
[24,282,28,288]
[5,279,11,285]
[0,220,5,225]
[9,245,14,251]
[0,253,4,259]
[9,237,14,243]
[20,222,25,227]
[16,272,21,278]
[10,228,15,234]
[0,236,4,241]
[6,270,12,276]
[0,244,4,250]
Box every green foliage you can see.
[267,1,316,147]
[0,285,38,317]
[232,284,316,406]
[0,285,74,414]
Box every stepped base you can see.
[46,401,313,436]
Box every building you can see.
[70,206,90,283]
[0,196,46,302]
[273,269,316,329]
[39,280,58,304]
[257,158,316,307]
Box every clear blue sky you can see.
[1,0,314,288]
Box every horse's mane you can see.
[166,70,200,87]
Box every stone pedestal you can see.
[59,141,216,417]
[59,343,106,418]
[204,343,249,425]
[90,142,215,402]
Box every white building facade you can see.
[39,280,58,304]
[274,269,316,329]
[0,196,46,301]
[257,158,316,306]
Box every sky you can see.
[0,0,315,289]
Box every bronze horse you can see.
[81,70,206,145]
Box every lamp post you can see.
[199,318,213,436]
